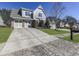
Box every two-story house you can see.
[10,5,46,28]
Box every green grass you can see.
[0,27,13,44]
[39,29,69,35]
[64,34,79,43]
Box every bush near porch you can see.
[39,29,69,35]
[0,27,13,44]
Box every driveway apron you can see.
[0,28,58,55]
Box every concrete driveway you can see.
[0,28,59,55]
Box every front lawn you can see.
[0,27,13,44]
[39,29,69,35]
[64,34,79,43]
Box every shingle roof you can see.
[21,8,33,12]
[10,9,32,20]
[10,9,20,18]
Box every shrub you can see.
[38,20,44,27]
[31,20,38,28]
[45,20,50,28]
[1,9,11,27]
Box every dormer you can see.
[20,8,33,18]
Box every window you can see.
[15,20,22,23]
[38,13,42,17]
[25,11,30,16]
[19,20,23,23]
[15,20,18,22]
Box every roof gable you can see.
[37,5,43,10]
[35,5,46,16]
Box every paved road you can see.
[0,28,59,55]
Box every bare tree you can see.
[52,2,65,18]
[65,16,77,40]
[52,2,65,29]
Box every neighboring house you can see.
[0,16,6,26]
[50,20,56,29]
[77,23,79,28]
[64,22,78,28]
[47,17,56,29]
[10,5,46,28]
[72,23,79,29]
[48,17,65,29]
[64,22,70,27]
[59,20,65,28]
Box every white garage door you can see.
[14,22,23,28]
[24,22,29,28]
[13,20,30,28]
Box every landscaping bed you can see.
[0,27,13,44]
[39,29,69,35]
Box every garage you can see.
[13,20,23,28]
[12,20,30,28]
[24,22,29,28]
[14,22,23,28]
